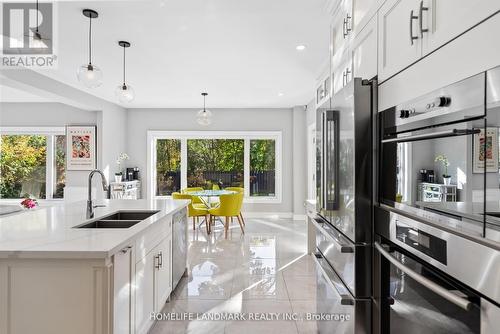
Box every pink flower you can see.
[20,198,38,209]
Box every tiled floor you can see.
[150,217,320,334]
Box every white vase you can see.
[114,174,122,183]
[443,177,451,185]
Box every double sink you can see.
[75,210,160,229]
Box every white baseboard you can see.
[292,214,307,221]
[241,211,293,219]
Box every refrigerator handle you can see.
[322,111,328,210]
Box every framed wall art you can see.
[473,127,499,173]
[66,125,97,171]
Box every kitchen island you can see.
[0,199,189,334]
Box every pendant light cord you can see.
[203,95,206,111]
[123,46,126,85]
[36,0,39,33]
[88,15,92,64]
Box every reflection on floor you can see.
[150,217,319,334]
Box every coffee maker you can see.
[126,167,140,181]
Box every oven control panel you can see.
[399,96,451,119]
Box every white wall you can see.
[292,106,307,217]
[126,108,298,214]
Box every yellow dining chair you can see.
[181,187,204,206]
[209,192,244,239]
[224,187,245,226]
[172,192,210,234]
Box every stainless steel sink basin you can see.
[98,210,160,221]
[77,220,142,229]
[75,210,160,229]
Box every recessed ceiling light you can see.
[296,45,306,51]
[278,92,284,97]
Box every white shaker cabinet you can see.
[378,0,422,81]
[333,56,353,94]
[352,0,377,34]
[154,234,172,312]
[113,245,135,334]
[135,249,157,334]
[350,15,377,80]
[421,0,500,56]
[135,232,173,334]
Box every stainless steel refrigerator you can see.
[312,77,376,334]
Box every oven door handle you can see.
[312,218,354,253]
[381,128,480,143]
[375,242,472,311]
[313,254,355,305]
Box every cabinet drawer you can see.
[135,216,172,263]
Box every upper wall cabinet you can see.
[350,15,377,81]
[378,0,500,82]
[421,0,500,56]
[378,0,422,82]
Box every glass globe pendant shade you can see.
[115,84,135,103]
[77,64,103,88]
[196,109,213,126]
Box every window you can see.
[250,139,275,197]
[187,139,244,190]
[149,131,281,203]
[0,128,66,200]
[156,139,181,196]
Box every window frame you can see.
[0,127,66,201]
[147,131,282,204]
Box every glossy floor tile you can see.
[150,217,320,334]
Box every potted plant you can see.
[115,153,130,182]
[435,154,451,185]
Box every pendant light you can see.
[28,0,50,49]
[196,93,213,126]
[77,9,102,88]
[115,41,135,103]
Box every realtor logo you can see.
[2,1,56,67]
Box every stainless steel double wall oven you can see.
[374,67,500,333]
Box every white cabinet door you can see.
[154,235,172,311]
[378,0,421,81]
[333,55,353,95]
[352,0,376,34]
[135,250,157,334]
[350,15,377,80]
[422,0,500,55]
[113,245,134,334]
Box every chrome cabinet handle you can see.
[158,251,163,268]
[345,68,351,85]
[374,242,472,311]
[409,10,419,45]
[343,14,352,39]
[120,246,132,254]
[419,1,428,37]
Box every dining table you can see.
[185,189,236,209]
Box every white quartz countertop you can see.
[0,199,189,259]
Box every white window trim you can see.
[147,130,282,204]
[0,126,65,201]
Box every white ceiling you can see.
[34,0,330,108]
